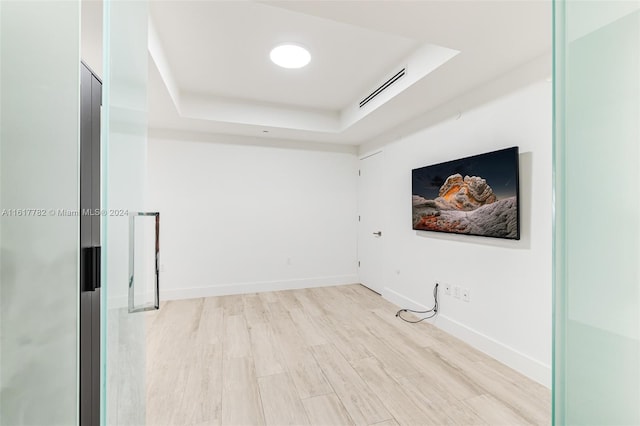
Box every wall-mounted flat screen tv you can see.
[412,147,520,240]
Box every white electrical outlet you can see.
[444,283,451,295]
[453,285,461,299]
[462,288,470,302]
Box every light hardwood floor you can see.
[146,284,550,426]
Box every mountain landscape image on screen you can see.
[412,147,519,239]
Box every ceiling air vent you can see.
[359,68,406,108]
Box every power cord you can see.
[395,283,439,323]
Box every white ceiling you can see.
[151,1,420,111]
[144,0,552,146]
[82,1,640,147]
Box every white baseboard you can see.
[383,287,434,312]
[107,291,156,310]
[382,287,551,388]
[160,274,360,301]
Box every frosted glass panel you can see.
[103,0,150,424]
[554,1,640,424]
[0,1,81,424]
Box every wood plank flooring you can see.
[146,284,550,426]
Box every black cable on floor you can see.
[396,283,438,323]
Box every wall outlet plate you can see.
[444,283,451,295]
[462,288,470,302]
[453,286,461,298]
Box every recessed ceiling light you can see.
[270,44,311,69]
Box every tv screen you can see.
[412,147,520,240]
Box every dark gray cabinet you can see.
[80,62,101,426]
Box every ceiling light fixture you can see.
[270,44,311,69]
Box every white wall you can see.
[359,80,552,387]
[148,134,359,299]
